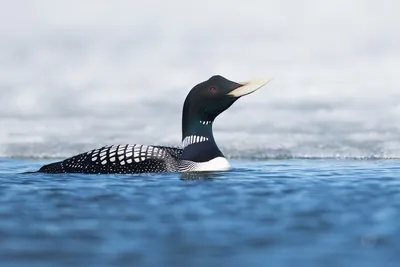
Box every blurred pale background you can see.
[0,0,399,158]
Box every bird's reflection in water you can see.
[180,171,229,180]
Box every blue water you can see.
[0,158,399,267]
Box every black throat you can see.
[180,117,224,163]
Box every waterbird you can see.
[37,75,271,174]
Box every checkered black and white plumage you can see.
[39,145,182,174]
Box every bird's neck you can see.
[180,119,224,162]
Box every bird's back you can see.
[38,144,183,174]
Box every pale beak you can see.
[227,79,272,97]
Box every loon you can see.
[37,75,271,174]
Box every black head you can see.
[182,75,271,137]
[182,75,241,123]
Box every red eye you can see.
[209,87,217,92]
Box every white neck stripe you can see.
[182,135,208,148]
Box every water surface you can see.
[1,158,399,267]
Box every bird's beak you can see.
[227,79,272,97]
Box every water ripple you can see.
[0,158,399,267]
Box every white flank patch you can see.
[180,157,231,172]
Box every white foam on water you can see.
[1,0,400,159]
